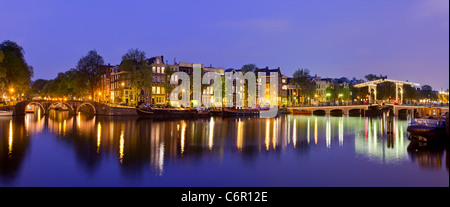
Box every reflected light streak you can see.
[25,114,30,130]
[339,117,343,146]
[8,120,13,155]
[287,116,291,144]
[119,130,124,163]
[272,119,277,149]
[365,118,368,141]
[159,142,164,176]
[237,118,243,150]
[37,108,41,121]
[293,119,297,148]
[181,121,186,155]
[373,122,377,148]
[307,118,310,144]
[314,117,318,145]
[63,119,66,136]
[97,122,101,153]
[326,118,331,148]
[265,119,270,151]
[77,112,81,128]
[380,117,383,135]
[208,117,214,150]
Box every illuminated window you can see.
[157,87,160,94]
[157,67,160,73]
[152,66,156,73]
[161,67,165,73]
[152,87,156,94]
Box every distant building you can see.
[312,76,333,102]
[254,67,287,107]
[109,65,133,106]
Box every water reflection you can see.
[0,111,448,186]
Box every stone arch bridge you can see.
[2,100,137,116]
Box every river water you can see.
[0,110,448,187]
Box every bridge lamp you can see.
[89,96,92,100]
[9,88,14,93]
[121,82,125,87]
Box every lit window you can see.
[161,67,165,73]
[157,87,160,94]
[152,87,156,94]
[153,66,156,73]
[157,67,160,73]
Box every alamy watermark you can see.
[169,64,278,118]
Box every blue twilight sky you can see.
[0,0,448,90]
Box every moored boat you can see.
[196,107,212,117]
[222,108,261,117]
[0,110,13,116]
[407,118,447,143]
[136,107,197,118]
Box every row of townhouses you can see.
[96,56,355,108]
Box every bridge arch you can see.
[76,102,96,115]
[312,109,326,116]
[47,102,75,114]
[25,102,46,114]
[330,109,343,116]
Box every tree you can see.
[364,74,386,81]
[120,48,152,106]
[376,82,395,101]
[0,40,34,97]
[31,79,49,96]
[0,50,5,91]
[325,82,340,102]
[339,84,352,102]
[76,50,104,99]
[402,85,418,101]
[291,68,315,104]
[418,85,438,101]
[241,64,257,73]
[163,65,176,106]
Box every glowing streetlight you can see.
[121,82,125,87]
[10,88,14,93]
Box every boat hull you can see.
[136,108,197,118]
[0,111,13,116]
[407,126,446,143]
[222,108,260,117]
